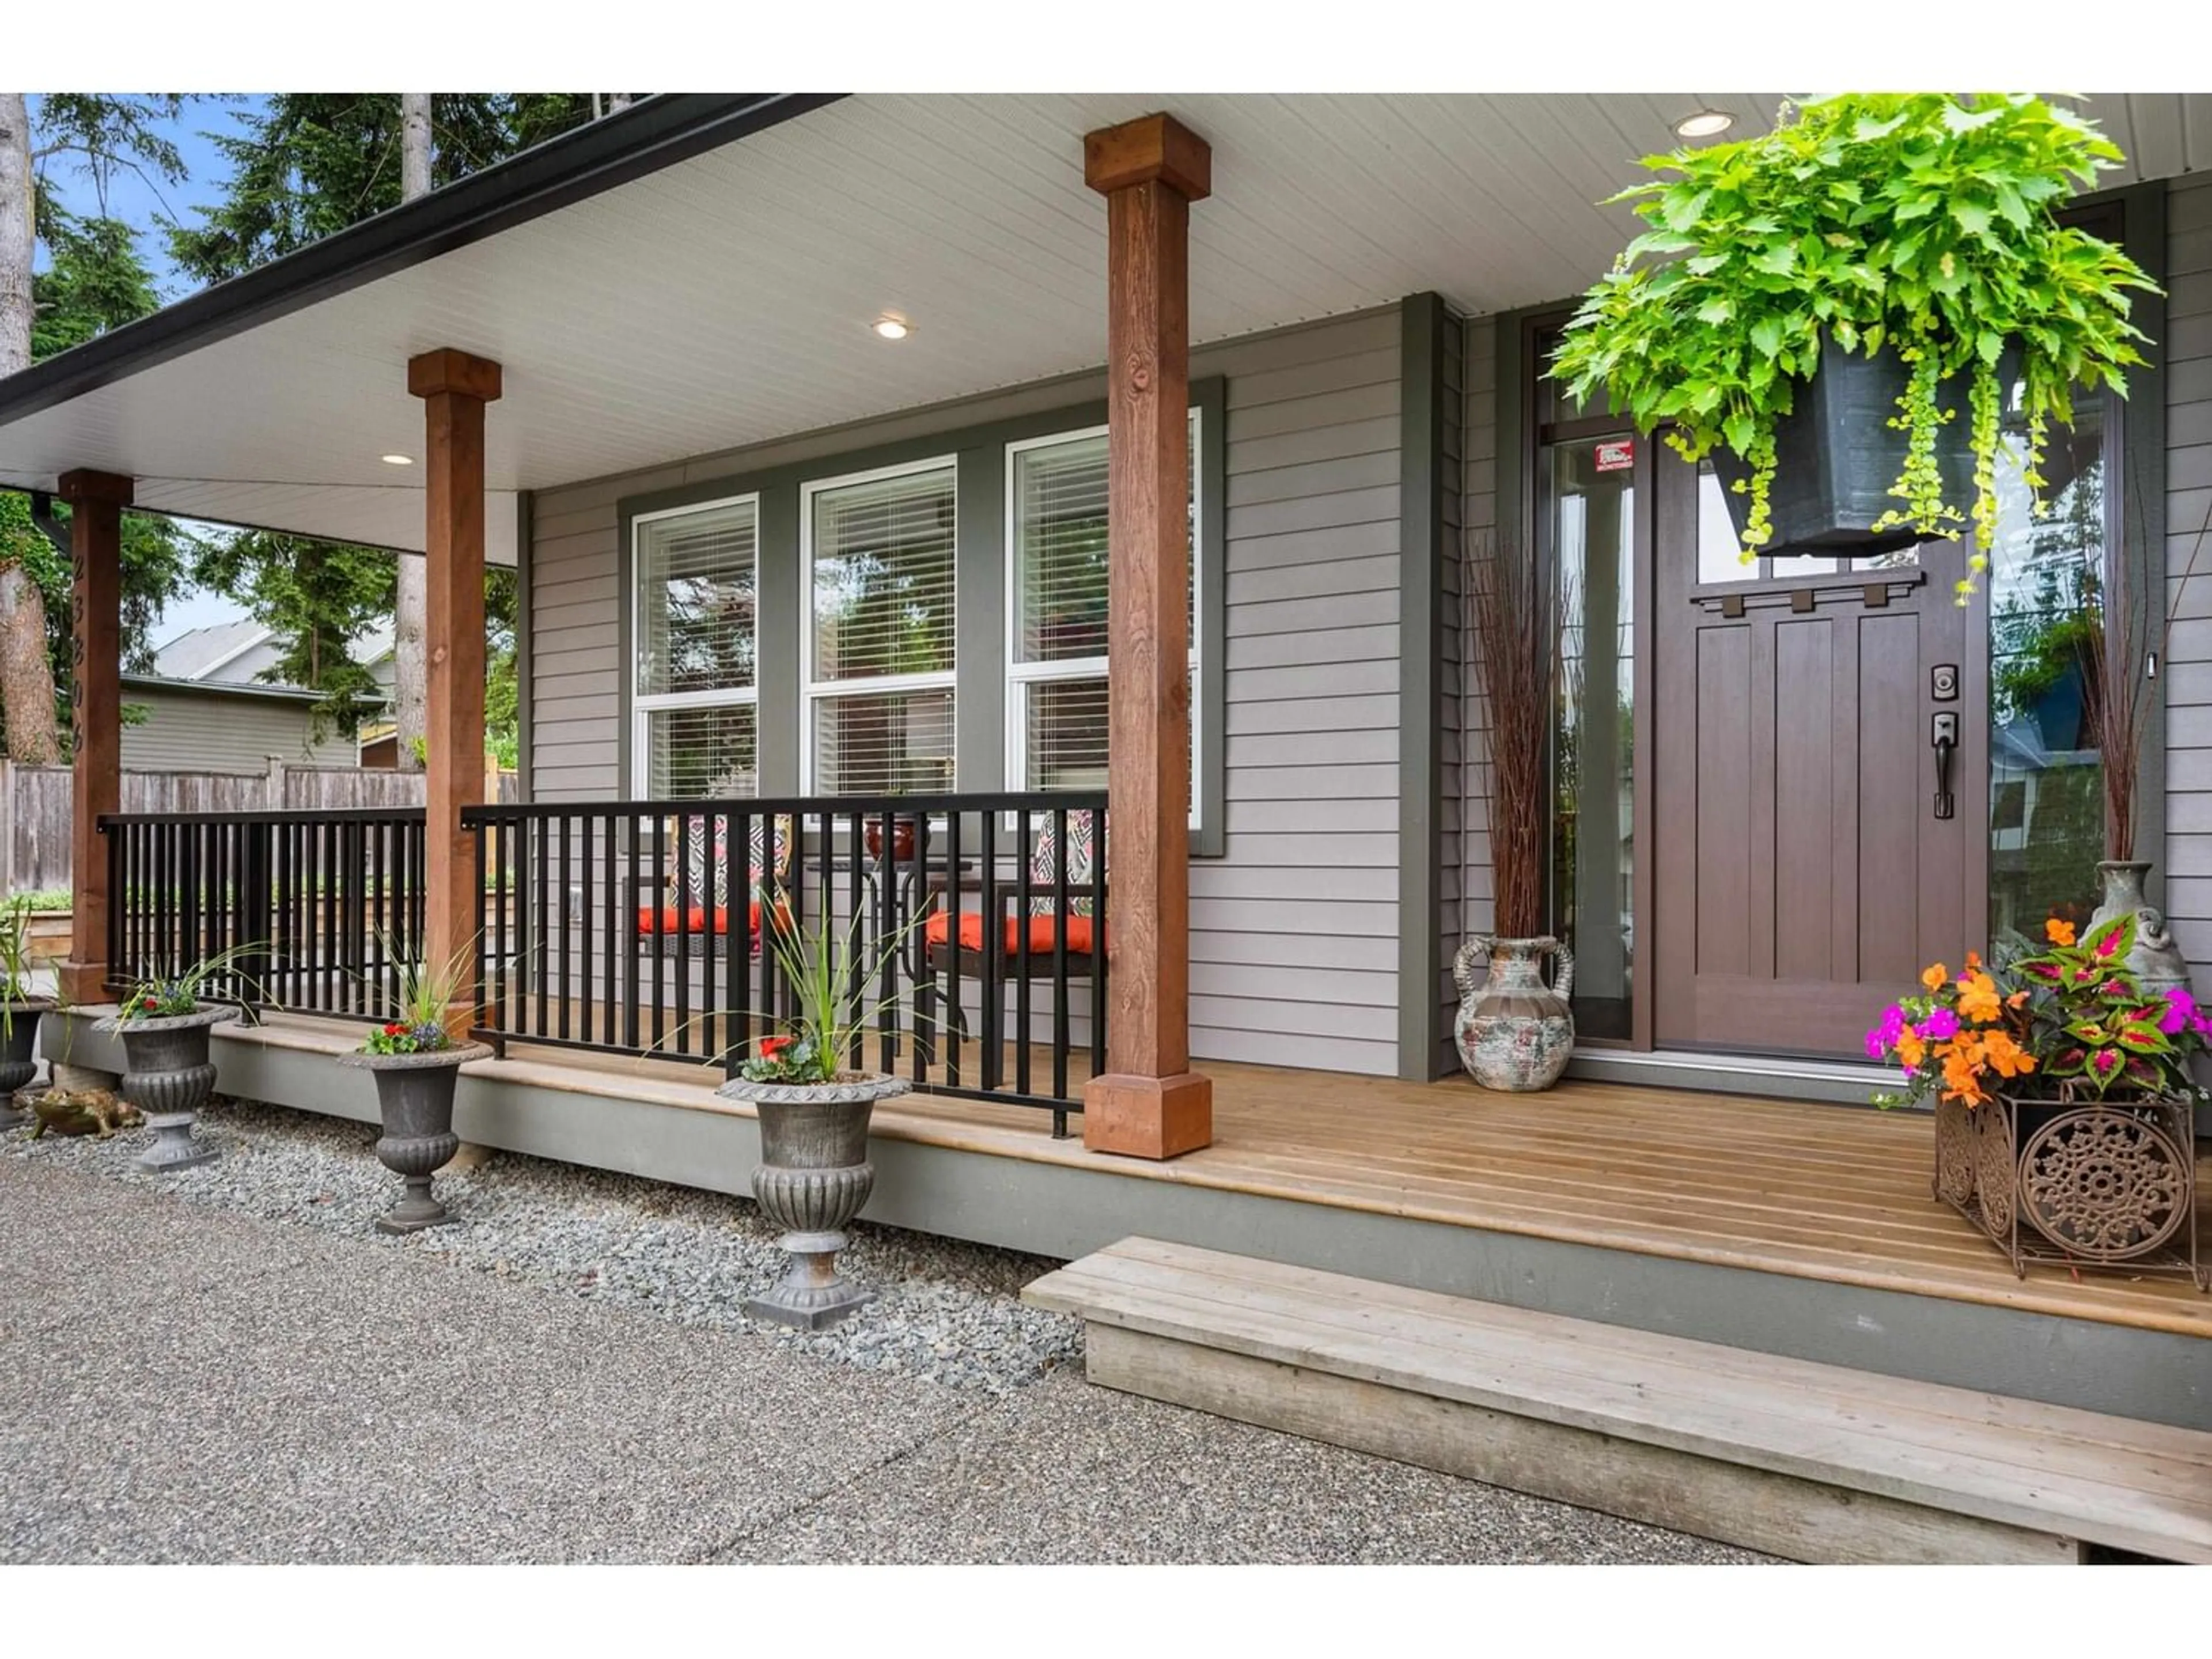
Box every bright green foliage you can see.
[114,940,269,1021]
[166,94,594,285]
[358,933,474,1054]
[1550,94,2157,600]
[742,897,928,1084]
[31,207,160,357]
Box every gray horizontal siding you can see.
[528,307,1405,1077]
[122,685,354,773]
[1461,313,1498,964]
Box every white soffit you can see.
[0,92,2199,554]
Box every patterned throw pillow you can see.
[1029,809,1103,918]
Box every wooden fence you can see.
[0,759,516,895]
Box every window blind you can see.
[635,498,757,696]
[812,688,956,797]
[810,466,957,681]
[645,704,759,799]
[1014,433,1110,664]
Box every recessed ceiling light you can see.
[1673,109,1735,140]
[380,453,414,466]
[872,316,911,340]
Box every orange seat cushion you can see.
[923,910,1099,957]
[637,900,791,937]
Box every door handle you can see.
[1931,711,1959,821]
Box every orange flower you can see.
[1921,963,1949,991]
[2045,916,2077,946]
[1895,1028,1926,1069]
[1940,1048,1987,1105]
[1965,950,1982,970]
[1979,1029,2035,1080]
[1956,971,2002,1024]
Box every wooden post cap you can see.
[55,469,134,506]
[407,347,503,402]
[1084,113,1212,202]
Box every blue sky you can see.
[32,95,269,644]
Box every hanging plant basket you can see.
[1710,337,1983,557]
[1551,93,2157,598]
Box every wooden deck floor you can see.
[479,1032,2212,1340]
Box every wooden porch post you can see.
[1080,113,1213,1160]
[56,468,131,1006]
[407,348,501,1030]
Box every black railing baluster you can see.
[981,808,999,1092]
[1052,804,1069,1115]
[943,805,963,1089]
[1016,806,1033,1100]
[558,814,573,1044]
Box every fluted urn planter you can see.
[1452,936,1576,1093]
[94,1005,238,1173]
[713,1071,910,1330]
[337,1044,490,1234]
[0,999,50,1130]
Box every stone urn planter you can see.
[713,1071,910,1329]
[94,1005,238,1173]
[0,998,50,1130]
[337,1044,490,1234]
[2087,861,2191,998]
[1452,936,1575,1093]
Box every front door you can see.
[1650,456,1989,1058]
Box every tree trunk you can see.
[0,95,31,376]
[0,99,60,764]
[394,94,433,771]
[0,562,59,764]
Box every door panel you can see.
[1652,456,1987,1058]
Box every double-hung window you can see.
[802,459,959,796]
[1005,415,1202,824]
[631,494,759,798]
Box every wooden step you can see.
[1024,1237,2212,1565]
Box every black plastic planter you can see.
[1712,339,1987,558]
[94,1004,239,1172]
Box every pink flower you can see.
[1918,1008,1960,1041]
[2160,987,2196,1037]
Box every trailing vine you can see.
[1550,94,2159,600]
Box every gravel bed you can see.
[2,1094,1082,1396]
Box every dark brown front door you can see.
[1651,455,1988,1058]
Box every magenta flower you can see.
[1918,1008,1960,1041]
[2160,986,2196,1037]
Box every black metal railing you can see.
[460,792,1107,1134]
[101,807,429,1018]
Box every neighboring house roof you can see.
[147,619,396,703]
[122,672,321,705]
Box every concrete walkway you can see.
[0,1157,1758,1564]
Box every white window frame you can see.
[1003,412,1204,830]
[798,453,960,796]
[628,490,760,800]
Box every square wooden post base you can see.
[1083,1071,1213,1160]
[57,960,109,1007]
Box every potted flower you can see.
[0,896,51,1130]
[1451,537,1574,1092]
[1867,915,2207,1285]
[1552,94,2156,589]
[93,944,263,1173]
[335,942,488,1234]
[714,891,918,1328]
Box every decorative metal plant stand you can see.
[338,1044,490,1233]
[1933,1093,2205,1290]
[714,1071,910,1330]
[0,1000,48,1130]
[95,1005,238,1173]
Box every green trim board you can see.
[1397,293,1451,1080]
[612,381,1229,855]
